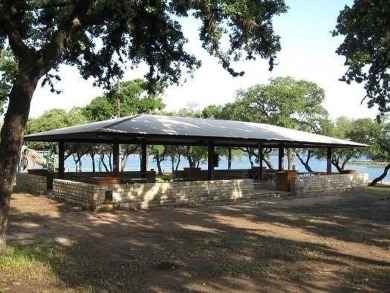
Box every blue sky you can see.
[30,0,378,120]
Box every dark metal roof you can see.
[24,114,367,148]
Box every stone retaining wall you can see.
[16,173,47,195]
[292,172,368,196]
[63,171,156,183]
[53,179,254,211]
[53,180,95,209]
[173,169,251,180]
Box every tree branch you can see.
[39,0,94,72]
[0,7,33,60]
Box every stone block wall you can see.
[63,171,156,183]
[173,169,250,180]
[16,173,47,195]
[292,172,368,196]
[201,169,251,180]
[53,180,96,209]
[53,179,254,211]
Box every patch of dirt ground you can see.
[2,188,390,292]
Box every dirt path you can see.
[4,189,390,292]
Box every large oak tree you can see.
[333,0,390,112]
[214,77,329,169]
[0,0,287,252]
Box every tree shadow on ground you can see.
[227,190,389,248]
[4,190,390,293]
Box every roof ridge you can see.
[102,114,141,129]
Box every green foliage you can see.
[186,146,208,168]
[333,0,390,112]
[315,117,382,171]
[202,105,224,119]
[348,118,382,152]
[0,0,287,91]
[82,79,165,121]
[368,119,390,162]
[0,0,288,203]
[26,108,87,150]
[174,102,203,118]
[0,48,18,115]
[164,145,187,172]
[216,147,244,161]
[81,96,115,122]
[0,0,288,187]
[26,108,87,134]
[223,77,329,131]
[212,77,330,169]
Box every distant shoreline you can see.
[348,160,389,167]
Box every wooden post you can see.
[278,145,284,171]
[259,144,263,179]
[327,147,332,174]
[228,147,232,170]
[141,141,147,177]
[208,141,215,180]
[58,141,65,179]
[113,139,120,176]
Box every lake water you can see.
[65,154,390,183]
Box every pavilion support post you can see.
[113,139,120,176]
[141,141,147,178]
[208,141,215,180]
[327,147,332,174]
[259,144,263,179]
[278,145,284,171]
[228,147,232,170]
[58,141,65,179]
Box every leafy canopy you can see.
[0,48,17,114]
[26,108,87,149]
[314,117,382,172]
[0,0,288,92]
[333,0,390,112]
[220,76,328,132]
[0,0,289,252]
[82,79,165,121]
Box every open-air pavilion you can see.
[18,114,369,210]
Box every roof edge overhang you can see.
[23,114,367,149]
[24,132,367,149]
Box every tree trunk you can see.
[0,1,89,253]
[332,162,342,172]
[0,196,10,253]
[287,149,295,170]
[341,157,351,170]
[108,153,113,172]
[156,155,163,175]
[72,154,82,172]
[296,152,314,172]
[331,156,342,172]
[188,155,194,168]
[170,157,175,174]
[91,154,96,172]
[100,154,110,172]
[121,154,130,172]
[175,155,181,171]
[331,155,352,172]
[247,152,254,167]
[263,157,274,170]
[369,163,390,186]
[0,73,40,253]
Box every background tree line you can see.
[23,77,390,186]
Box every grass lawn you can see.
[1,186,389,292]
